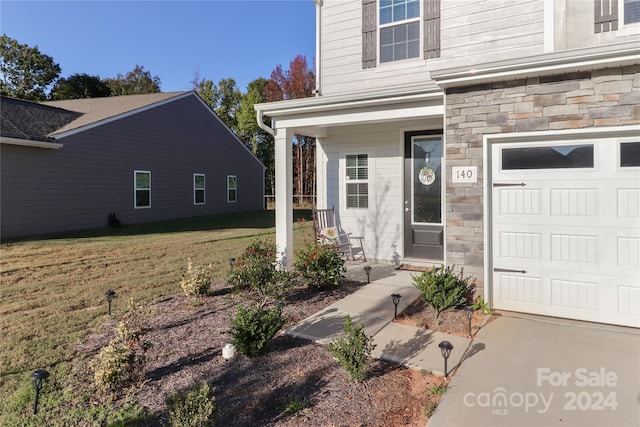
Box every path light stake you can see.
[465,306,475,337]
[30,369,50,415]
[229,258,236,274]
[105,289,116,316]
[438,341,453,377]
[363,265,372,284]
[391,293,401,320]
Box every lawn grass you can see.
[0,209,314,426]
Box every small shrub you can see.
[472,295,491,314]
[180,259,211,296]
[91,322,151,392]
[230,304,285,357]
[285,397,307,415]
[424,401,438,418]
[294,242,346,290]
[229,239,292,306]
[166,382,218,427]
[429,383,447,396]
[412,265,474,321]
[326,315,376,382]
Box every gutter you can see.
[256,109,275,136]
[431,42,640,88]
[0,136,63,149]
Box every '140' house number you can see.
[452,166,478,183]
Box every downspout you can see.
[313,0,322,96]
[256,109,275,136]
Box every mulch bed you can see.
[70,280,445,426]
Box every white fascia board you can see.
[50,92,193,139]
[432,44,640,88]
[0,137,63,149]
[276,103,444,129]
[482,125,640,144]
[256,85,443,117]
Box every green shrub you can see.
[91,322,151,392]
[228,239,292,306]
[294,242,346,290]
[326,315,376,382]
[285,397,307,415]
[180,259,211,296]
[472,295,491,314]
[412,265,474,321]
[166,382,219,427]
[229,304,285,357]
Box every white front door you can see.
[491,139,640,327]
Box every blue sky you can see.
[0,0,316,93]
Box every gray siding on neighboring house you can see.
[1,94,264,239]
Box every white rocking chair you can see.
[312,207,366,262]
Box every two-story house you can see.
[256,0,640,328]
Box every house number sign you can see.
[452,166,478,183]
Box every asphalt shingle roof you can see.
[1,92,190,143]
[43,91,188,135]
[1,97,81,142]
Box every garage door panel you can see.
[491,139,640,328]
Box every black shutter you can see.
[595,0,619,33]
[424,0,441,59]
[362,0,377,69]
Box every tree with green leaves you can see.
[237,78,275,195]
[0,34,61,101]
[192,73,242,131]
[50,73,111,100]
[104,64,161,95]
[265,55,316,204]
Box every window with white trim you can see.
[194,174,205,205]
[227,175,237,203]
[380,0,421,63]
[134,170,151,208]
[345,154,368,209]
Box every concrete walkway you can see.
[428,315,640,427]
[285,263,471,376]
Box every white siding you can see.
[318,119,440,261]
[321,0,433,96]
[433,0,545,71]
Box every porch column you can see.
[274,125,294,269]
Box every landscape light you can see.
[229,258,236,273]
[438,341,454,377]
[391,293,401,319]
[363,265,372,283]
[30,369,50,415]
[465,306,475,337]
[105,289,116,315]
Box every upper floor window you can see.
[380,0,421,63]
[134,170,151,209]
[624,0,640,24]
[362,0,440,69]
[194,174,205,205]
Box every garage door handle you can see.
[493,183,526,187]
[494,267,527,274]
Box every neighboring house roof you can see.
[1,97,81,142]
[43,91,188,136]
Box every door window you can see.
[412,137,442,224]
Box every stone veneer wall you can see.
[444,65,640,286]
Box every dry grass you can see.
[0,209,314,425]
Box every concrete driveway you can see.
[428,314,640,427]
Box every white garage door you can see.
[491,139,640,327]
